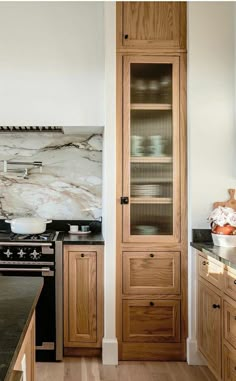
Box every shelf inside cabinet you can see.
[131,156,172,164]
[130,197,172,204]
[130,103,172,111]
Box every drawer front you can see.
[122,299,180,343]
[123,252,180,295]
[223,345,236,381]
[198,255,224,289]
[224,298,236,349]
[225,269,236,301]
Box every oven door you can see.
[0,265,56,361]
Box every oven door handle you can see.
[0,267,54,276]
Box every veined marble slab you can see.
[0,132,102,219]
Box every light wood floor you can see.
[36,357,217,381]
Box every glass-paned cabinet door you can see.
[122,56,180,243]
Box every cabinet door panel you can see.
[224,268,236,301]
[224,298,236,349]
[223,344,236,381]
[197,281,221,379]
[14,312,35,381]
[198,255,224,290]
[66,251,97,344]
[123,251,180,294]
[122,2,186,49]
[123,55,180,243]
[123,299,180,343]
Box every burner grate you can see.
[9,231,56,242]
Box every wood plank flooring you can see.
[36,357,217,381]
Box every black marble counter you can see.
[0,277,43,381]
[62,232,104,245]
[191,228,236,270]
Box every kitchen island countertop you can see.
[0,277,43,381]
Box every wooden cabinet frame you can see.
[116,2,187,361]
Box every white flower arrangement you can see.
[208,206,236,227]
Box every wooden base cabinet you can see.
[14,312,35,381]
[64,245,103,355]
[197,252,236,380]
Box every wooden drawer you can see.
[224,268,236,301]
[224,297,236,350]
[198,255,224,290]
[122,299,180,343]
[223,344,236,381]
[123,252,180,295]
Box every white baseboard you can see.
[102,338,118,365]
[187,338,207,365]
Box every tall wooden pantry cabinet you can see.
[116,2,187,360]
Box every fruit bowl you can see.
[211,224,236,235]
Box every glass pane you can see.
[129,62,174,237]
[130,204,173,236]
[130,110,172,157]
[131,63,172,104]
[131,163,172,197]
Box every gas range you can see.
[0,229,63,361]
[0,230,58,262]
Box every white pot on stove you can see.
[5,217,52,234]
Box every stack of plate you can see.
[132,184,161,197]
[136,225,159,235]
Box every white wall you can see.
[188,2,235,230]
[0,1,119,365]
[0,2,104,126]
[188,1,235,364]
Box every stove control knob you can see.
[30,249,41,260]
[3,249,13,258]
[17,249,27,259]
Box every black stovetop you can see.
[0,230,56,242]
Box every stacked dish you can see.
[132,184,161,197]
[136,225,159,235]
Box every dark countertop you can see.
[0,277,43,381]
[191,242,236,270]
[62,232,104,245]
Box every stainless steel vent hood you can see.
[0,126,103,134]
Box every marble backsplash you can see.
[0,132,102,220]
